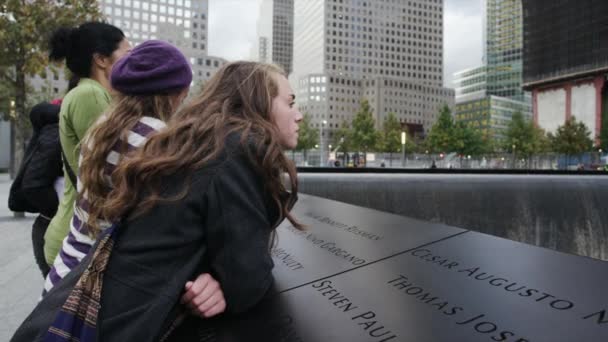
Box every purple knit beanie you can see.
[111,40,192,95]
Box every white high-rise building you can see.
[253,0,294,75]
[30,0,225,96]
[291,0,454,147]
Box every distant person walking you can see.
[43,22,130,266]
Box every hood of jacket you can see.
[29,102,60,131]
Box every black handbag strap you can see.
[61,148,78,188]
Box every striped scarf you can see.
[43,226,116,342]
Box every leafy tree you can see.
[0,0,102,174]
[350,99,380,164]
[453,121,487,156]
[378,112,401,156]
[332,120,353,166]
[332,120,352,150]
[425,105,456,153]
[0,67,13,116]
[378,112,417,166]
[502,111,550,158]
[552,116,593,166]
[295,113,319,162]
[599,105,608,150]
[533,125,551,154]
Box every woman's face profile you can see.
[270,73,303,150]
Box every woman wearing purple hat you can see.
[88,61,303,340]
[43,40,225,318]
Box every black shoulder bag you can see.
[61,149,78,188]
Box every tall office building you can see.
[102,0,228,84]
[254,0,294,75]
[522,0,608,142]
[291,0,454,149]
[453,0,531,141]
[30,0,226,96]
[485,0,526,102]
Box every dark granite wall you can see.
[298,173,608,260]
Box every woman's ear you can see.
[92,52,111,70]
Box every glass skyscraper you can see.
[453,0,531,142]
[485,0,526,102]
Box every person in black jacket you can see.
[89,61,303,340]
[8,102,63,277]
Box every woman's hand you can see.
[181,273,227,318]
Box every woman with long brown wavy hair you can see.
[81,60,303,340]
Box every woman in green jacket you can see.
[43,22,131,265]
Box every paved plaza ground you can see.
[0,173,43,340]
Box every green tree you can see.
[0,67,14,116]
[552,116,593,167]
[378,112,416,166]
[0,0,102,175]
[533,126,552,154]
[378,112,401,161]
[453,122,487,156]
[350,99,380,164]
[426,105,456,153]
[295,113,319,162]
[332,120,353,166]
[503,112,550,159]
[600,103,608,150]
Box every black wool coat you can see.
[97,140,284,340]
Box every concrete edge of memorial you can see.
[297,172,608,261]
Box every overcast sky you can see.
[209,0,483,88]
